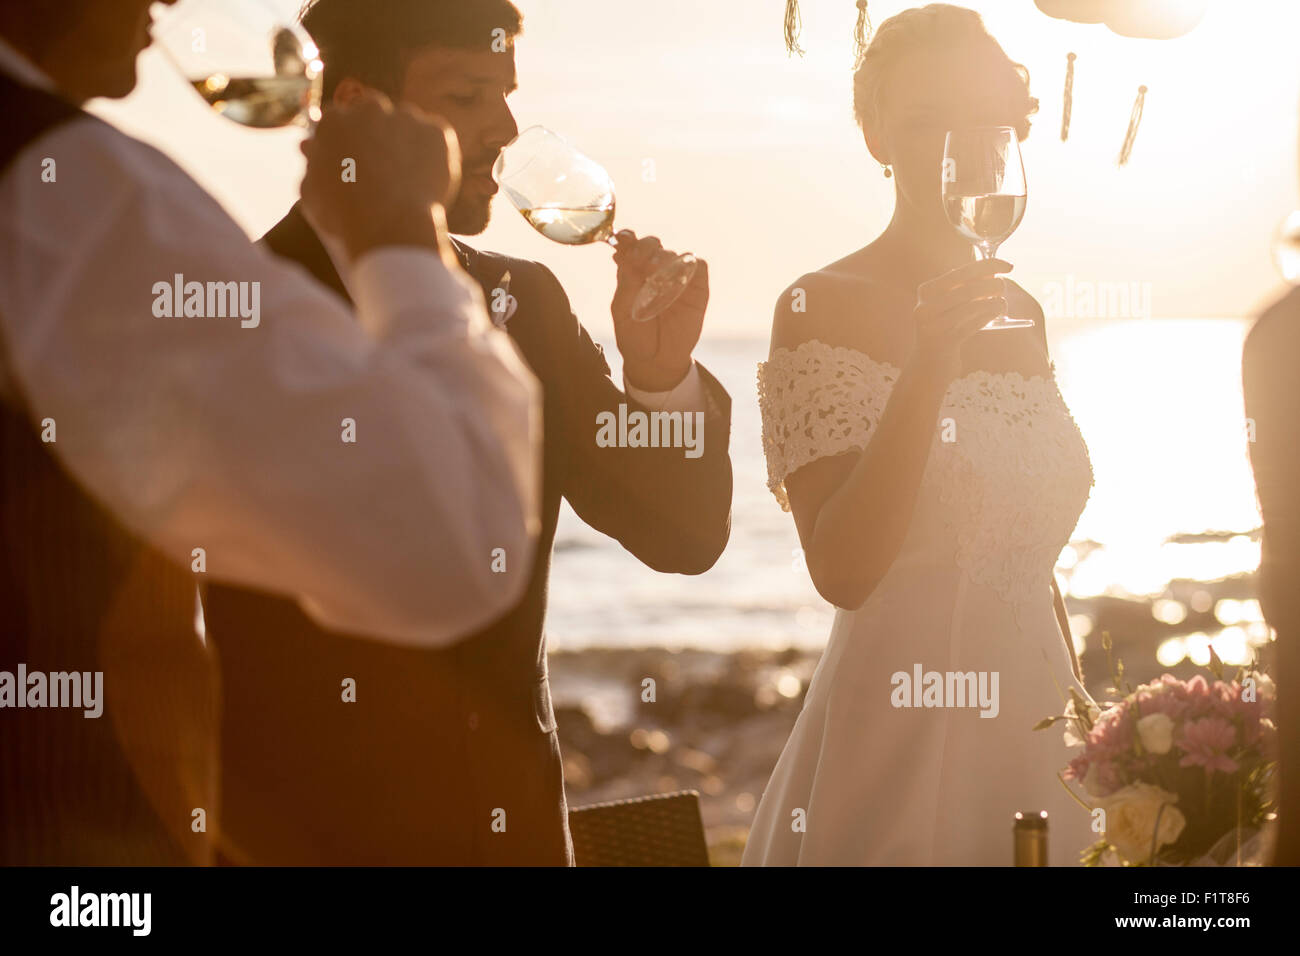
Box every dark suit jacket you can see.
[1243,285,1300,866]
[206,204,733,865]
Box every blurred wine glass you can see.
[493,126,697,322]
[942,126,1032,331]
[149,0,322,130]
[1273,209,1300,284]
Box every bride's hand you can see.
[909,258,1013,381]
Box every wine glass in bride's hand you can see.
[149,0,322,130]
[492,126,698,322]
[942,126,1032,331]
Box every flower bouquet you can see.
[1038,633,1277,866]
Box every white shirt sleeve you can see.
[623,362,707,414]
[0,115,541,648]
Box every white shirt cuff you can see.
[624,362,707,414]
[350,248,486,340]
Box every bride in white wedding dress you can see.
[742,4,1094,866]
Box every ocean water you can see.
[545,318,1265,653]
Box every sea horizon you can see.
[548,317,1267,677]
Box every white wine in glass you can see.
[520,205,617,245]
[942,126,1032,331]
[149,0,322,130]
[493,126,697,322]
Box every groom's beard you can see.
[448,190,493,236]
[449,147,504,237]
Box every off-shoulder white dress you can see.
[743,340,1095,866]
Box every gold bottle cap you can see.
[1013,810,1049,830]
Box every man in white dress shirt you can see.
[0,0,540,863]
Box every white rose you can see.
[1099,783,1186,864]
[1256,673,1275,701]
[1136,713,1175,755]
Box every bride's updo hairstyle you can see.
[852,3,1038,143]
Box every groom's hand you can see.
[611,231,709,393]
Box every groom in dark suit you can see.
[206,0,732,865]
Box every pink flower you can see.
[1065,753,1087,782]
[1178,716,1239,774]
[1207,681,1241,719]
[1135,685,1187,721]
[1088,704,1135,755]
[1065,753,1122,797]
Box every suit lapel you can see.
[261,202,351,303]
[451,239,497,303]
[261,211,514,332]
[453,240,519,329]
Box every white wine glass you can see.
[942,126,1032,331]
[1274,209,1300,284]
[492,126,698,322]
[149,0,323,130]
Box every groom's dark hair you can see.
[299,0,524,101]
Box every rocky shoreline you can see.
[551,645,813,866]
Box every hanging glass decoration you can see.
[783,1,874,58]
[784,0,805,56]
[1117,84,1147,166]
[853,0,873,57]
[1060,52,1076,141]
[1036,1,1208,167]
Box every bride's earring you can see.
[881,163,893,178]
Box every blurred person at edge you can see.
[0,0,540,864]
[1243,136,1300,866]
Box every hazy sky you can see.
[95,0,1300,337]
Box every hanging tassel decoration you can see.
[1117,84,1147,166]
[854,0,873,57]
[1060,52,1076,142]
[785,0,804,57]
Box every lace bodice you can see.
[758,339,1093,605]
